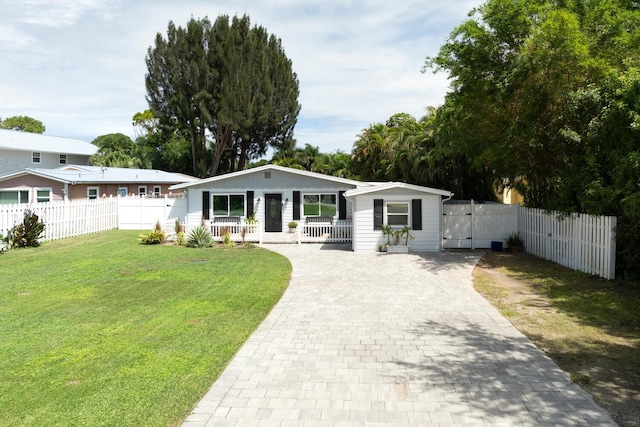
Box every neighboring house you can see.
[0,129,97,175]
[0,165,198,204]
[170,165,453,252]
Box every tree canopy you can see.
[91,133,150,169]
[0,115,45,133]
[145,15,300,178]
[426,0,640,276]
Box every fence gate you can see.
[443,203,472,248]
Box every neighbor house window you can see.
[32,152,41,164]
[138,186,147,197]
[213,194,244,217]
[87,187,99,200]
[303,194,337,217]
[59,154,67,164]
[0,190,29,205]
[153,186,161,197]
[117,187,128,197]
[386,202,409,226]
[36,188,51,203]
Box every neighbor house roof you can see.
[170,164,369,190]
[344,182,452,198]
[0,129,98,156]
[0,165,198,184]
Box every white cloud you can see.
[0,0,482,153]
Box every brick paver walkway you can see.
[183,245,616,426]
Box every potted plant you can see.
[383,225,413,254]
[288,221,298,233]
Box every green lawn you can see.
[474,251,640,426]
[0,230,291,426]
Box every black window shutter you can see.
[202,191,210,220]
[246,191,254,217]
[338,191,346,220]
[293,191,301,220]
[374,199,383,230]
[412,199,422,230]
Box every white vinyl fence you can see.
[443,201,617,279]
[443,201,518,249]
[519,208,616,280]
[0,198,118,242]
[118,196,187,230]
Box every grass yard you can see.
[474,251,640,426]
[0,230,291,427]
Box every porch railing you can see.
[301,220,352,243]
[173,219,352,244]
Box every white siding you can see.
[184,169,359,229]
[351,189,443,252]
[0,149,92,175]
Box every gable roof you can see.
[0,165,198,185]
[344,181,452,198]
[170,164,368,190]
[0,129,98,156]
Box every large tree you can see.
[426,0,640,276]
[0,115,45,133]
[350,111,496,200]
[145,15,300,177]
[91,133,150,169]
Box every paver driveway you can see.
[183,245,616,426]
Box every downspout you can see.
[343,192,355,251]
[441,193,454,252]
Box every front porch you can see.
[177,219,353,245]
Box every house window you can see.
[36,188,51,203]
[138,186,147,197]
[59,154,67,165]
[0,190,29,205]
[117,187,128,197]
[32,152,41,164]
[303,194,337,217]
[386,202,409,226]
[153,186,161,197]
[87,187,99,200]
[213,194,245,217]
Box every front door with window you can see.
[264,193,282,232]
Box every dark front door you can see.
[264,193,282,232]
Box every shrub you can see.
[222,231,234,248]
[174,231,186,246]
[7,209,45,248]
[174,218,184,234]
[139,221,166,245]
[186,225,213,248]
[505,232,524,250]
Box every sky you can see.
[1,0,484,155]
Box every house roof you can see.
[0,129,98,156]
[170,164,368,190]
[344,181,452,198]
[0,165,198,185]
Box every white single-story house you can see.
[170,165,453,252]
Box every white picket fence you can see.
[519,208,616,280]
[0,198,118,242]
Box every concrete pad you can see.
[183,245,617,426]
